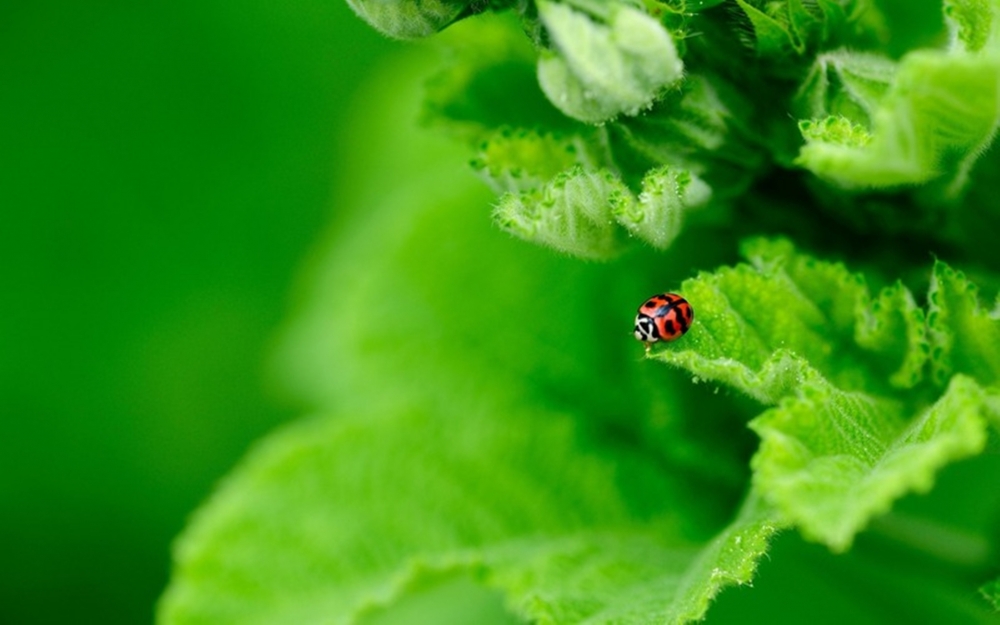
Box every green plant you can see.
[158,1,1000,622]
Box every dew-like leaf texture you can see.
[536,0,683,123]
[157,404,783,625]
[346,0,474,39]
[652,238,927,401]
[651,238,1000,550]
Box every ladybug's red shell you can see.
[634,293,693,344]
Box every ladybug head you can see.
[634,314,659,342]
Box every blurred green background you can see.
[0,2,396,623]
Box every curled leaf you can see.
[927,260,1000,387]
[945,0,997,52]
[796,2,1000,195]
[750,372,995,551]
[471,128,596,194]
[611,166,711,250]
[536,0,684,123]
[494,164,711,259]
[494,166,630,259]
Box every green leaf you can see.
[734,0,801,56]
[266,53,751,496]
[982,577,1000,611]
[471,128,597,194]
[945,0,997,52]
[611,166,711,250]
[163,4,1000,623]
[731,0,856,58]
[797,49,1000,193]
[536,0,684,123]
[796,3,1000,195]
[794,49,896,124]
[710,502,1000,623]
[750,373,994,550]
[471,493,781,624]
[650,238,1000,550]
[653,238,927,399]
[157,404,782,625]
[657,494,782,623]
[157,47,782,622]
[493,164,711,259]
[346,0,476,39]
[493,166,631,259]
[928,260,1000,387]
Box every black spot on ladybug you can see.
[676,310,689,332]
[664,319,676,335]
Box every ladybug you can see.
[634,293,693,349]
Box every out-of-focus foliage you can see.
[984,577,1000,610]
[0,2,394,624]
